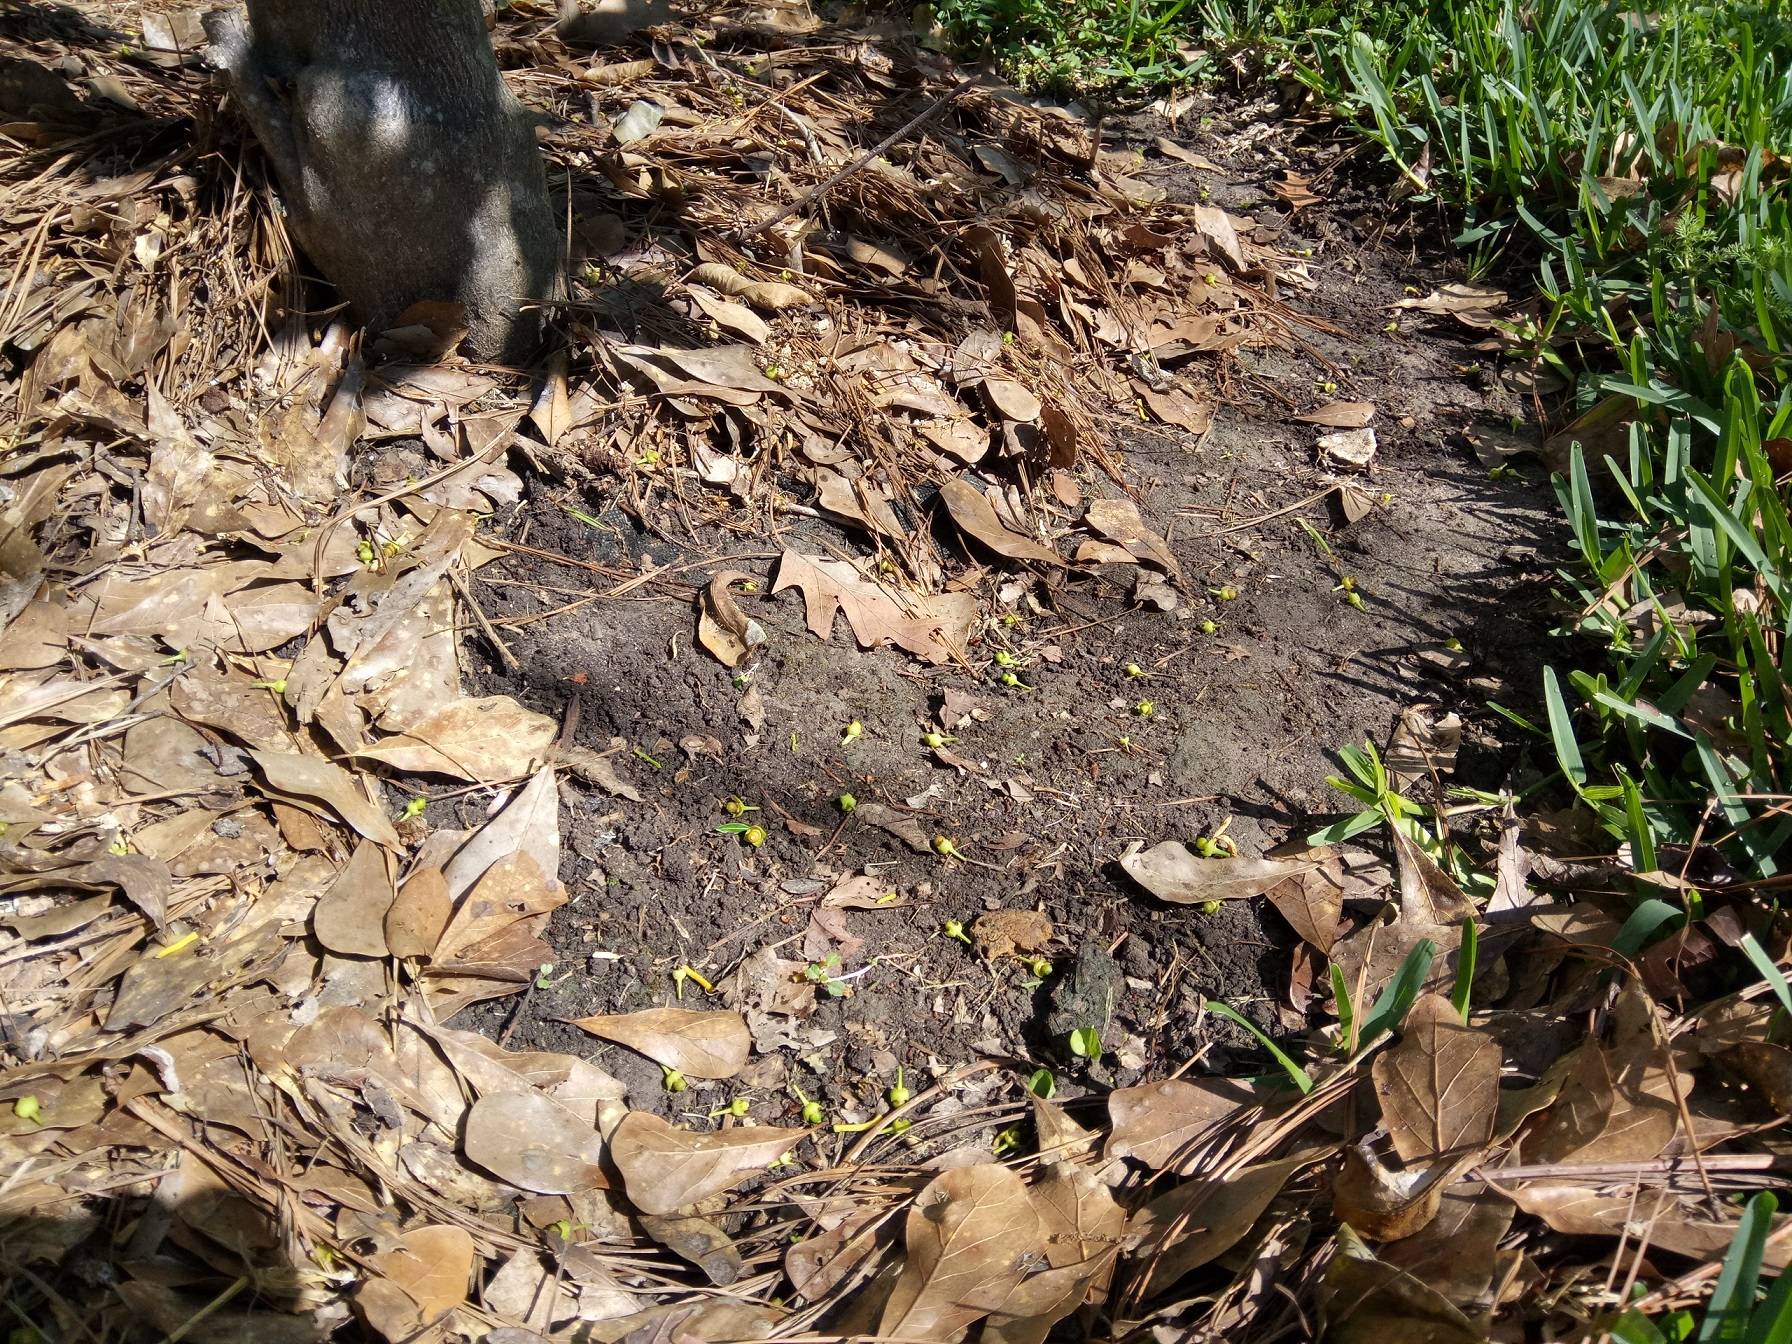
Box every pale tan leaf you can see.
[1371,994,1500,1163]
[312,841,395,958]
[1121,845,1320,905]
[611,1111,806,1215]
[877,1164,1046,1341]
[247,749,401,848]
[772,549,977,665]
[351,695,557,782]
[571,1008,752,1079]
[463,1090,607,1194]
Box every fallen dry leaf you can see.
[462,1090,608,1194]
[350,696,557,782]
[1129,1149,1321,1290]
[1122,844,1321,905]
[877,1164,1045,1341]
[1371,994,1500,1163]
[571,1007,753,1079]
[610,1111,807,1215]
[937,478,1064,568]
[773,549,977,664]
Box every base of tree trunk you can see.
[205,0,562,363]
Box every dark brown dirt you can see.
[453,88,1564,1140]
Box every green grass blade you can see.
[1698,1191,1777,1344]
[1360,939,1437,1046]
[1451,919,1479,1020]
[1207,1000,1314,1094]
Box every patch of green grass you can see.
[924,0,1204,97]
[1251,1,1792,883]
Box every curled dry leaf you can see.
[571,1007,753,1079]
[1121,844,1321,905]
[696,570,765,668]
[937,478,1064,568]
[350,695,557,782]
[611,1111,806,1215]
[463,1090,608,1194]
[1371,994,1500,1164]
[877,1164,1046,1342]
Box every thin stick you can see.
[737,79,980,244]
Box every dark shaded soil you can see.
[456,89,1565,1138]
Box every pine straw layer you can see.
[3,3,1791,1343]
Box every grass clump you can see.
[924,0,1203,96]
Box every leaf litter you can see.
[1,4,1789,1343]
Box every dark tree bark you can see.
[204,0,561,362]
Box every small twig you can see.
[451,565,520,672]
[737,78,980,244]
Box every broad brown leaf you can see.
[1371,994,1499,1163]
[462,1091,607,1195]
[1129,1149,1321,1290]
[877,1164,1046,1341]
[1322,1226,1484,1344]
[610,1111,806,1215]
[370,1223,475,1317]
[571,1007,752,1079]
[937,478,1064,568]
[1105,1076,1258,1171]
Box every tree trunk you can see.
[204,0,561,362]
